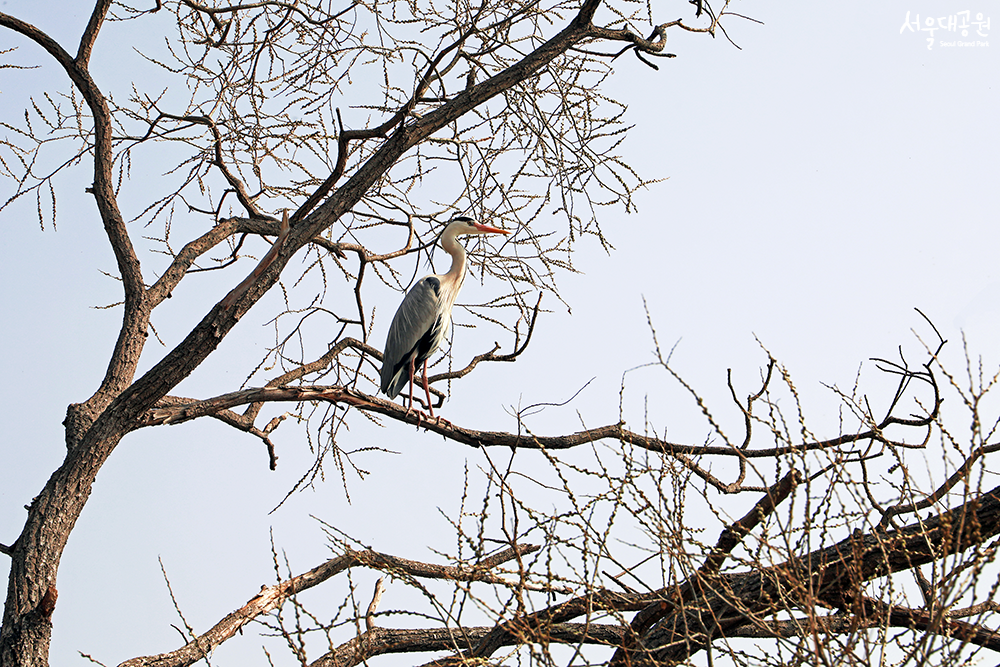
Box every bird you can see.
[380,216,510,420]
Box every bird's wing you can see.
[380,276,444,397]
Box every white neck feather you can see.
[439,225,468,296]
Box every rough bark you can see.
[632,484,1000,665]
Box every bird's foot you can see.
[404,406,450,430]
[404,406,431,429]
[429,414,452,429]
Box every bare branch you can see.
[219,210,289,309]
[637,483,1000,664]
[311,623,627,667]
[701,468,801,576]
[119,545,541,667]
[143,384,934,457]
[76,0,112,67]
[428,293,544,386]
[365,578,385,632]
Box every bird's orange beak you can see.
[474,222,511,235]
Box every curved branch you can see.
[0,8,148,405]
[76,0,112,66]
[1,11,153,663]
[428,293,543,385]
[180,0,343,27]
[591,21,675,58]
[118,544,541,667]
[146,211,347,311]
[146,112,263,217]
[146,217,242,306]
[141,384,932,459]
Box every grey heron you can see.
[379,216,510,419]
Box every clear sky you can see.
[1,1,998,665]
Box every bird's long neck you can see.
[440,229,467,294]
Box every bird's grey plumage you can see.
[380,276,450,398]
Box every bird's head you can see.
[447,216,511,237]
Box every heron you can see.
[379,216,510,420]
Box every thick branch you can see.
[312,623,626,667]
[113,482,1000,667]
[702,469,801,576]
[219,210,289,309]
[314,593,1000,667]
[726,605,1000,650]
[86,0,607,438]
[0,11,624,660]
[146,217,243,307]
[0,11,152,667]
[638,483,1000,665]
[76,0,112,66]
[864,596,1000,653]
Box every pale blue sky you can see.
[1,1,998,664]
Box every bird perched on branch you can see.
[380,216,510,420]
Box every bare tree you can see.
[3,1,1000,667]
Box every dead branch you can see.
[118,544,540,667]
[219,210,290,309]
[365,578,385,632]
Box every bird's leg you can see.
[402,357,431,428]
[421,360,434,418]
[421,360,451,427]
[407,356,417,414]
